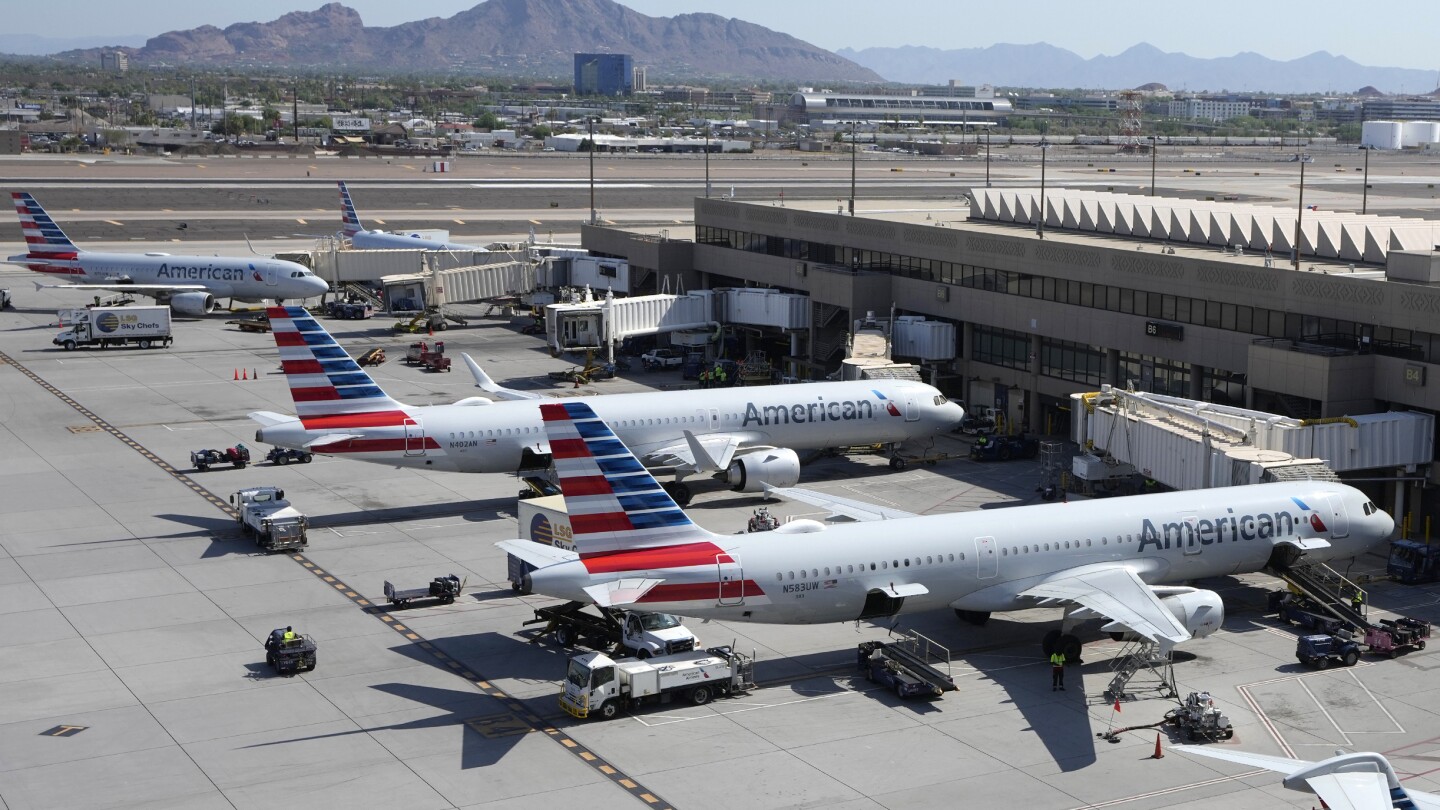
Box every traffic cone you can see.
[428,325,434,337]
[233,369,239,380]
[242,369,248,380]
[252,369,258,380]
[1151,733,1164,759]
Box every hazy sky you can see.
[11,0,1440,71]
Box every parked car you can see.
[640,348,685,370]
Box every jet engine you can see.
[169,291,217,315]
[724,448,801,493]
[1108,586,1225,641]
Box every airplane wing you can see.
[642,433,744,474]
[760,484,920,521]
[461,354,545,401]
[1173,746,1440,810]
[32,280,208,295]
[1021,564,1191,650]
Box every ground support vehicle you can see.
[1297,632,1363,669]
[969,434,1041,461]
[747,507,779,533]
[393,312,447,333]
[1276,596,1345,635]
[327,300,373,319]
[1388,539,1440,584]
[955,406,998,436]
[1165,691,1235,741]
[1365,618,1430,658]
[560,646,754,720]
[264,630,317,675]
[0,289,10,309]
[227,314,271,333]
[421,349,451,372]
[857,634,957,699]
[231,487,308,551]
[192,445,250,471]
[640,348,684,370]
[356,347,386,367]
[265,447,312,466]
[887,446,963,470]
[526,601,698,658]
[384,574,462,608]
[405,340,437,364]
[54,305,172,351]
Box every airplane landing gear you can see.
[1042,629,1082,663]
[662,481,692,506]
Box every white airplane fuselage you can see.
[349,230,484,252]
[528,480,1391,624]
[20,251,325,302]
[258,379,962,473]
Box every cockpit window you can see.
[933,395,948,405]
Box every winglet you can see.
[462,353,542,400]
[682,430,722,471]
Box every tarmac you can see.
[2,153,1440,808]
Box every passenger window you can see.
[870,563,877,571]
[1044,543,1050,551]
[892,560,899,568]
[847,565,853,573]
[812,569,818,578]
[881,561,888,569]
[787,571,794,580]
[960,553,965,560]
[824,567,830,576]
[776,573,782,582]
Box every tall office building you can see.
[574,53,634,96]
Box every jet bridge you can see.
[1069,386,1433,493]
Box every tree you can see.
[474,111,501,130]
[529,124,552,139]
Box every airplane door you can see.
[717,556,744,605]
[264,265,279,286]
[403,418,426,456]
[1180,516,1202,556]
[904,393,920,422]
[1323,494,1350,539]
[974,536,998,579]
[707,408,719,431]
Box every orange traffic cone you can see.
[252,369,258,380]
[428,325,434,337]
[242,369,249,380]
[233,369,239,380]
[1151,733,1164,759]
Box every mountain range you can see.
[838,42,1440,95]
[45,0,881,84]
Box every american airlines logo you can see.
[1139,505,1324,553]
[741,394,894,428]
[155,263,250,282]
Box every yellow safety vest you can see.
[1050,652,1066,666]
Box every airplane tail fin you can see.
[337,181,364,237]
[266,305,408,420]
[540,401,718,556]
[11,192,81,261]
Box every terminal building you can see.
[580,189,1440,515]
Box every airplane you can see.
[248,305,964,504]
[1175,746,1439,810]
[5,192,328,314]
[338,181,488,252]
[499,400,1394,660]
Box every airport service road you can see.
[4,289,1440,809]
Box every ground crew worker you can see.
[715,365,727,386]
[1050,649,1067,690]
[1351,590,1365,613]
[700,368,711,389]
[282,626,296,644]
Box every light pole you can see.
[588,116,597,225]
[849,121,857,216]
[1037,135,1050,239]
[1293,155,1306,270]
[1149,135,1157,196]
[704,123,711,198]
[985,127,991,187]
[1361,146,1370,215]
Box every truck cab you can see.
[560,647,753,720]
[623,611,696,657]
[231,487,308,551]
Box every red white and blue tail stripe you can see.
[542,401,717,556]
[11,192,82,270]
[268,305,404,419]
[338,181,364,237]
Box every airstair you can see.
[1268,558,1369,632]
[1104,639,1176,702]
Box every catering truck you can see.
[54,306,172,351]
[559,646,754,720]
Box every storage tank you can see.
[1361,120,1402,150]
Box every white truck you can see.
[507,494,573,593]
[54,305,173,351]
[527,602,699,658]
[560,646,754,720]
[230,487,308,551]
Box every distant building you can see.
[574,53,634,96]
[786,91,1011,128]
[632,66,647,93]
[1362,98,1440,122]
[100,51,128,74]
[1167,97,1251,122]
